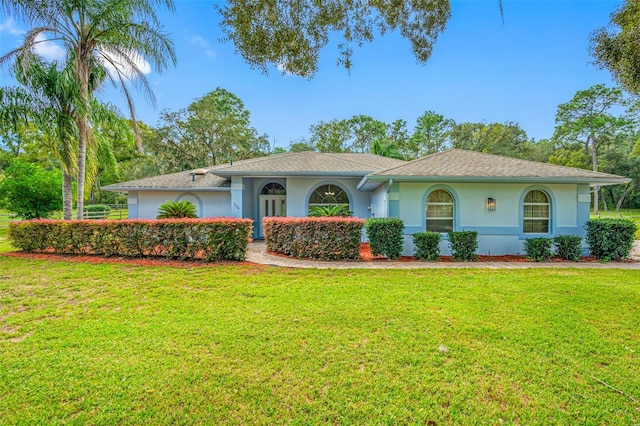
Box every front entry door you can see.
[259,195,286,237]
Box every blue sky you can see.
[0,0,621,149]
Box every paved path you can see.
[246,240,640,269]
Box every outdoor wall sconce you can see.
[487,197,496,211]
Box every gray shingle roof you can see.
[103,152,406,191]
[367,149,629,184]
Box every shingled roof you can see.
[104,152,406,191]
[363,149,629,186]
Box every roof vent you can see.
[190,168,208,181]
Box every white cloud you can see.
[33,34,65,62]
[276,63,293,76]
[189,35,215,59]
[99,49,151,81]
[0,17,24,36]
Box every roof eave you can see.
[214,171,370,178]
[103,186,232,192]
[365,175,631,186]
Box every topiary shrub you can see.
[413,232,440,261]
[553,235,582,261]
[364,218,405,260]
[83,204,111,219]
[448,231,478,261]
[263,217,364,260]
[585,218,637,261]
[523,237,553,262]
[156,200,198,219]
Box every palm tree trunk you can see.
[591,137,599,216]
[62,170,73,220]
[76,60,89,220]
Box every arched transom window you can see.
[308,184,350,210]
[261,182,286,195]
[426,189,454,233]
[523,190,550,233]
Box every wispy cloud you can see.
[276,63,293,76]
[189,35,215,59]
[33,34,65,61]
[0,17,24,36]
[99,49,152,81]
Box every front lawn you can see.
[1,259,639,424]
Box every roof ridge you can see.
[210,151,298,171]
[371,149,451,175]
[321,152,404,170]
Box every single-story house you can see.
[104,149,629,255]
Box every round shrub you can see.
[413,232,441,261]
[553,235,582,261]
[365,218,405,260]
[523,237,553,262]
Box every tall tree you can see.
[345,115,388,153]
[216,0,451,78]
[553,84,630,214]
[406,111,454,158]
[2,0,176,218]
[591,0,640,94]
[308,119,352,152]
[449,121,531,159]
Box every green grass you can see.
[1,259,639,424]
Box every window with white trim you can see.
[308,184,350,211]
[426,189,454,233]
[523,190,550,233]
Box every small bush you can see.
[308,205,352,217]
[553,235,582,261]
[585,218,637,261]
[83,204,111,219]
[448,231,478,261]
[8,218,252,261]
[413,232,440,261]
[365,218,405,260]
[157,200,198,219]
[263,217,364,260]
[523,237,553,262]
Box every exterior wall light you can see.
[487,197,496,211]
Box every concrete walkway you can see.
[246,240,640,269]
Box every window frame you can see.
[425,188,455,233]
[522,189,551,234]
[307,183,351,213]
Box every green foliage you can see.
[156,200,198,219]
[553,235,583,262]
[83,204,112,219]
[217,1,451,78]
[523,238,553,262]
[448,231,478,261]
[364,218,405,260]
[8,218,252,261]
[412,232,441,261]
[263,217,364,260]
[0,161,61,219]
[585,218,638,260]
[591,0,640,94]
[307,204,352,217]
[449,121,533,160]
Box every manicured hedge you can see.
[448,231,478,261]
[8,218,253,261]
[413,232,441,261]
[364,218,404,260]
[585,218,637,261]
[553,235,582,261]
[83,204,111,219]
[263,217,364,260]
[523,237,553,262]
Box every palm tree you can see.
[1,0,176,219]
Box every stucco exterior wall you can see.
[285,177,372,219]
[370,184,388,219]
[394,182,588,255]
[132,191,231,219]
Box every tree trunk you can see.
[75,60,89,220]
[616,183,636,211]
[601,188,608,211]
[62,170,73,220]
[591,136,599,216]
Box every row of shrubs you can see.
[8,218,253,261]
[364,217,637,262]
[263,217,365,260]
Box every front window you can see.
[426,189,454,233]
[308,184,350,212]
[523,190,550,233]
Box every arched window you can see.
[426,189,454,233]
[523,190,550,233]
[308,184,350,211]
[261,182,286,195]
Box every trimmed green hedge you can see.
[448,231,478,261]
[585,218,637,261]
[364,218,404,260]
[553,235,582,261]
[413,232,441,261]
[8,218,253,261]
[83,204,111,219]
[523,237,553,262]
[263,217,364,260]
